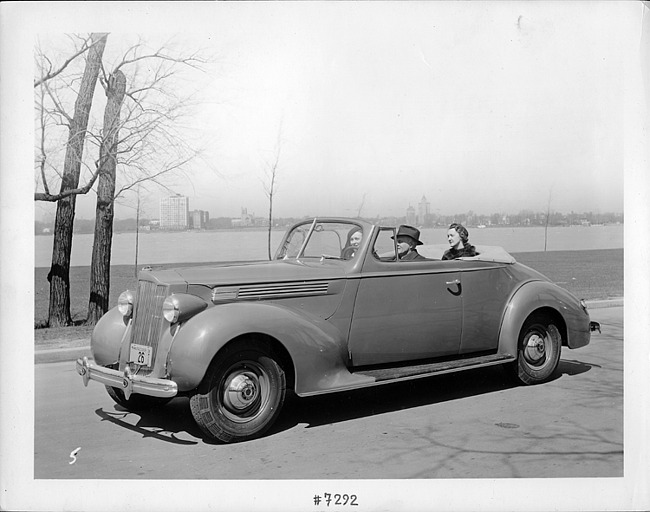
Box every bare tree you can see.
[262,127,283,260]
[35,34,210,326]
[34,34,99,88]
[34,34,109,203]
[356,193,367,218]
[38,33,108,327]
[86,41,207,323]
[86,70,127,324]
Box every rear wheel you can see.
[189,340,286,443]
[513,314,561,385]
[105,386,172,411]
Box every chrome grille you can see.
[130,280,169,373]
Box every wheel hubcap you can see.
[224,371,259,411]
[218,360,273,423]
[524,333,547,365]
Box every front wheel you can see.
[513,314,562,385]
[189,341,286,443]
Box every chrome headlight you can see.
[117,290,134,317]
[162,296,180,323]
[162,293,208,324]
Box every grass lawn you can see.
[34,248,623,344]
[513,249,623,302]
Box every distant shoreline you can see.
[34,248,624,328]
[34,224,625,268]
[33,246,624,270]
[33,222,624,237]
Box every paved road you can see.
[35,306,623,480]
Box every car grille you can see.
[130,280,169,374]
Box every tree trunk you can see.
[267,191,273,260]
[86,70,126,325]
[47,33,107,327]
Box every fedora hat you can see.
[392,225,423,245]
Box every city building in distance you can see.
[159,194,210,230]
[417,196,430,226]
[191,209,210,230]
[159,194,189,230]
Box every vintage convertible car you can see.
[76,218,600,443]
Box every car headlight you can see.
[117,290,134,317]
[161,294,208,324]
[162,296,180,323]
[580,299,588,312]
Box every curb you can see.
[585,298,624,309]
[35,346,92,365]
[35,298,624,365]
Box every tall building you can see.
[190,209,209,229]
[406,205,416,226]
[417,195,430,226]
[240,207,254,227]
[159,194,190,230]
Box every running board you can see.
[353,353,516,382]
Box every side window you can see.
[372,228,397,261]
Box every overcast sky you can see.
[29,2,639,222]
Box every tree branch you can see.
[35,35,210,214]
[34,34,107,88]
[114,153,196,199]
[115,49,205,74]
[42,79,73,125]
[34,150,116,202]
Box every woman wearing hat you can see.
[341,226,363,259]
[442,223,477,260]
[394,225,426,261]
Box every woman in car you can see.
[341,226,363,259]
[443,223,478,260]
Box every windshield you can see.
[275,220,365,260]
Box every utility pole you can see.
[134,187,140,277]
[544,187,553,252]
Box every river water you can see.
[34,224,624,268]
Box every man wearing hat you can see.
[393,225,426,261]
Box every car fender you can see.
[91,306,130,366]
[168,302,372,394]
[498,280,590,355]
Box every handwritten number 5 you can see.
[69,447,81,465]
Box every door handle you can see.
[446,279,462,296]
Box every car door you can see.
[457,261,514,354]
[348,228,462,367]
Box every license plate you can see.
[129,344,152,366]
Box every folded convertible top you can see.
[418,244,516,264]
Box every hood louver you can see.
[212,281,330,302]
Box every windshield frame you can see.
[275,218,370,261]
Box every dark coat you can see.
[400,249,426,261]
[442,244,478,260]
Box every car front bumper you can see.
[76,357,178,399]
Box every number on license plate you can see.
[129,344,152,366]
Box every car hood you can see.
[139,259,349,288]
